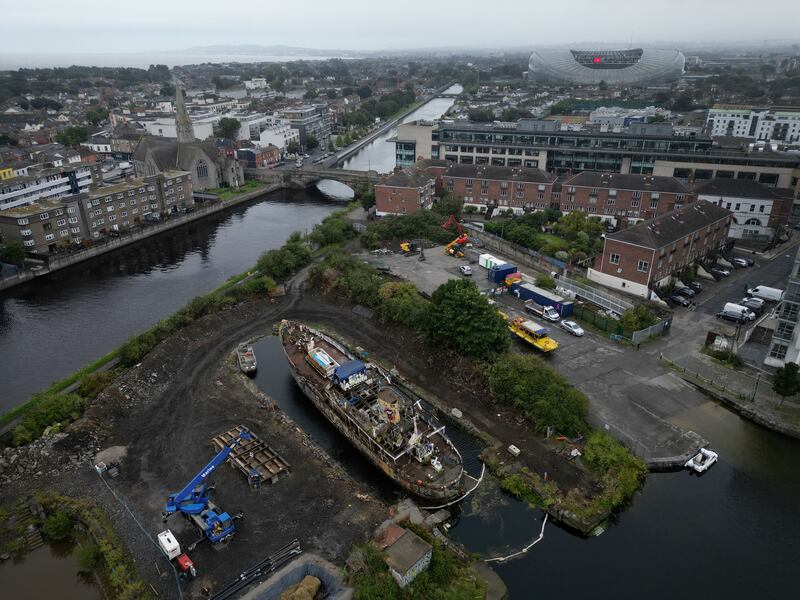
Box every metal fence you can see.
[573,304,670,344]
[462,225,567,273]
[630,319,671,345]
[556,276,634,315]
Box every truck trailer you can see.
[512,282,574,317]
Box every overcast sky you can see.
[3,0,799,57]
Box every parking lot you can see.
[361,244,709,465]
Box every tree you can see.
[468,108,494,122]
[671,94,693,112]
[56,126,88,147]
[286,141,301,155]
[303,88,318,100]
[42,511,74,541]
[356,85,373,99]
[325,88,337,99]
[424,279,509,359]
[159,83,176,97]
[305,134,319,151]
[359,186,375,210]
[773,362,800,405]
[85,106,106,126]
[217,117,241,140]
[0,242,26,266]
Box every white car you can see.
[560,320,585,337]
[459,265,472,276]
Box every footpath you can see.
[666,349,800,439]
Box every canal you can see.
[0,188,336,413]
[340,84,462,173]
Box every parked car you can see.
[560,320,585,337]
[669,293,691,307]
[688,281,703,292]
[710,266,731,278]
[675,286,695,298]
[733,255,755,266]
[459,265,472,276]
[732,257,750,268]
[740,297,765,314]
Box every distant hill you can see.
[180,44,364,58]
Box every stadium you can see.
[528,47,685,86]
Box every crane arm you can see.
[164,431,252,516]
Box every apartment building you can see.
[443,164,556,215]
[707,105,800,143]
[696,178,794,243]
[279,105,331,146]
[0,164,95,211]
[0,198,85,254]
[589,202,732,298]
[235,145,280,168]
[393,119,800,190]
[375,170,435,217]
[257,123,300,153]
[765,245,800,367]
[559,172,694,227]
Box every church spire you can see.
[174,79,195,144]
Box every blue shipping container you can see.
[488,263,516,283]
[512,283,574,316]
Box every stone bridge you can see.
[247,167,380,190]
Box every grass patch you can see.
[208,180,266,201]
[703,346,745,368]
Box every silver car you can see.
[560,320,585,337]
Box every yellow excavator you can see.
[445,233,469,258]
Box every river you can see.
[0,189,336,413]
[340,84,462,173]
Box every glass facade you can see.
[767,246,800,366]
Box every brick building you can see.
[695,178,795,243]
[0,198,85,254]
[443,164,556,215]
[375,169,435,217]
[588,202,732,298]
[235,144,280,168]
[559,172,694,227]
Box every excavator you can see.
[445,233,469,258]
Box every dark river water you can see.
[0,189,336,412]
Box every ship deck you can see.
[280,322,463,497]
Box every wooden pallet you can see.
[211,425,291,485]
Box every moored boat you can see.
[237,344,257,375]
[278,320,464,501]
[685,448,718,473]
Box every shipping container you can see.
[488,263,517,283]
[478,253,507,270]
[511,283,574,317]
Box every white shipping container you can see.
[479,253,507,270]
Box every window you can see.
[735,203,741,211]
[138,187,145,193]
[59,229,68,237]
[637,260,649,272]
[114,194,121,201]
[44,233,55,241]
[106,206,114,213]
[17,218,29,225]
[56,219,66,226]
[128,190,135,197]
[196,160,208,179]
[759,205,765,213]
[726,202,732,209]
[607,197,615,205]
[774,322,795,342]
[631,199,639,208]
[54,209,64,216]
[769,344,788,360]
[609,253,620,265]
[93,199,100,206]
[67,207,75,214]
[609,189,617,197]
[109,215,116,221]
[651,192,660,200]
[632,191,642,199]
[70,227,81,234]
[650,200,658,209]
[20,229,31,236]
[39,212,49,220]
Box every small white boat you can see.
[237,344,257,375]
[685,448,718,473]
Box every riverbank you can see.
[0,181,282,293]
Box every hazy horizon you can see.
[3,0,799,68]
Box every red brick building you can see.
[235,144,280,168]
[442,164,556,216]
[375,169,435,217]
[559,172,694,228]
[589,202,732,298]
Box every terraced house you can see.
[589,202,732,298]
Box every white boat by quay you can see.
[685,448,718,473]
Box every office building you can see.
[279,105,331,146]
[706,105,800,143]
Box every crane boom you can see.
[164,430,252,517]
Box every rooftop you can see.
[0,199,67,217]
[695,178,784,200]
[383,529,431,575]
[563,171,689,194]
[608,202,731,249]
[446,164,556,185]
[380,169,434,189]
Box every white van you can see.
[747,286,783,302]
[717,302,756,323]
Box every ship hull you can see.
[279,329,464,502]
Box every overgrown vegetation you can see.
[10,392,87,446]
[535,274,556,290]
[361,211,453,249]
[488,353,588,437]
[36,491,152,599]
[705,347,745,368]
[620,305,659,331]
[346,525,485,600]
[582,431,648,511]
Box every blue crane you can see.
[163,430,252,546]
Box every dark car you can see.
[675,286,695,298]
[669,294,691,307]
[688,281,703,292]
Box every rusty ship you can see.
[279,320,464,501]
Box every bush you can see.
[620,305,658,331]
[488,354,588,437]
[424,279,509,360]
[378,282,428,329]
[11,392,86,446]
[308,213,356,246]
[362,211,453,249]
[535,274,556,290]
[583,431,647,509]
[255,241,313,280]
[76,543,101,572]
[309,250,383,307]
[42,511,74,541]
[76,371,115,400]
